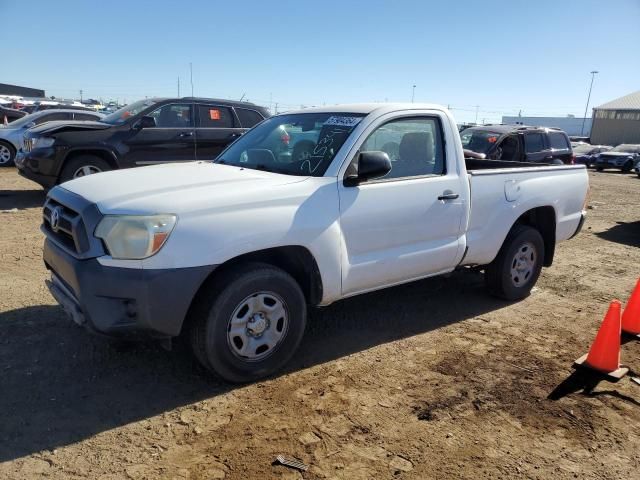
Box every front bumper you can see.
[44,239,216,338]
[596,157,631,169]
[16,147,60,188]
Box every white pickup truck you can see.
[42,103,589,382]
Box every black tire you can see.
[188,262,307,383]
[595,166,603,172]
[622,161,633,173]
[59,155,111,183]
[485,224,545,300]
[0,141,16,167]
[292,140,314,163]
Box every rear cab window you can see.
[196,105,236,128]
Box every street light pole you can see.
[411,85,416,103]
[581,70,598,136]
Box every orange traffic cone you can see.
[574,300,628,380]
[622,279,640,338]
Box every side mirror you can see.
[344,151,392,186]
[133,115,156,129]
[24,122,36,129]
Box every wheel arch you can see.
[511,206,556,266]
[181,245,323,334]
[58,148,119,177]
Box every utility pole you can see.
[269,92,273,113]
[474,105,480,124]
[79,89,83,102]
[581,70,598,136]
[189,62,194,97]
[274,102,278,114]
[411,84,416,103]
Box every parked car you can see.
[569,136,590,143]
[461,125,574,164]
[0,105,28,124]
[595,144,640,172]
[17,97,269,188]
[573,144,612,168]
[41,103,589,382]
[0,109,104,166]
[635,160,640,179]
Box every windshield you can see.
[460,129,501,154]
[610,144,640,153]
[100,99,156,125]
[215,112,365,176]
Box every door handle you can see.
[438,192,459,201]
[178,131,193,137]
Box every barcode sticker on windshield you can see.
[324,116,362,127]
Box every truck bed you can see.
[461,161,588,267]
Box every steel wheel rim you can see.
[0,145,11,164]
[510,241,536,288]
[73,165,102,178]
[227,291,289,362]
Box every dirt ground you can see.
[1,167,639,479]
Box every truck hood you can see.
[57,161,312,214]
[29,120,111,135]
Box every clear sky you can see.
[1,0,639,123]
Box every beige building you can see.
[590,90,640,145]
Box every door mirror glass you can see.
[24,122,36,129]
[345,151,392,186]
[134,115,156,129]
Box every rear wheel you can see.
[596,166,603,172]
[485,225,545,300]
[0,141,16,166]
[59,155,111,183]
[622,160,633,173]
[188,263,307,383]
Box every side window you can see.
[548,132,569,150]
[524,133,545,153]
[35,112,72,124]
[148,104,193,128]
[235,108,264,128]
[360,117,444,180]
[73,113,99,121]
[197,105,235,128]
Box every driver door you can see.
[123,103,196,166]
[337,114,466,296]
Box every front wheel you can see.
[0,141,16,167]
[485,225,545,300]
[622,161,633,173]
[59,155,111,183]
[188,263,307,383]
[596,166,603,172]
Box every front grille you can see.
[43,199,90,255]
[23,136,33,152]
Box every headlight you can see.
[32,137,55,149]
[95,214,176,259]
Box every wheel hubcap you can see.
[0,145,11,163]
[510,242,536,287]
[227,292,288,361]
[73,165,102,178]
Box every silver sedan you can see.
[0,109,103,166]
